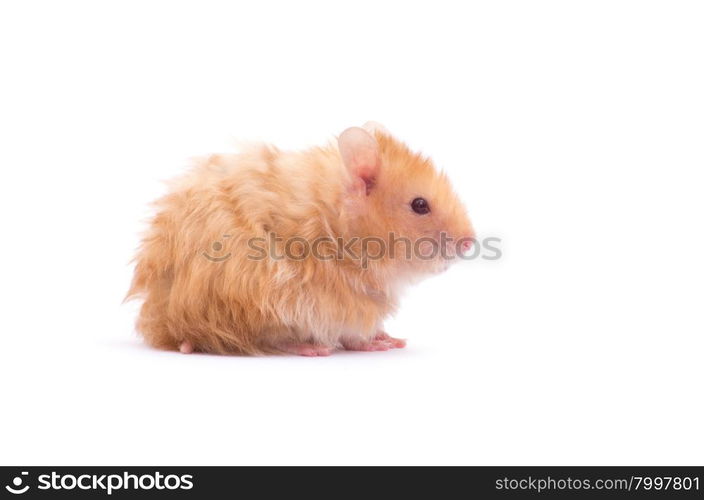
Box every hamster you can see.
[126,122,474,356]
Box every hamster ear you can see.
[362,121,390,136]
[338,127,380,196]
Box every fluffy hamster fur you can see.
[127,123,473,355]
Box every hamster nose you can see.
[460,236,475,254]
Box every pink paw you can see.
[374,331,407,348]
[179,341,194,354]
[343,332,406,352]
[278,343,332,357]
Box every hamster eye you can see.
[411,197,430,215]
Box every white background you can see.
[1,0,702,465]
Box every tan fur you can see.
[126,126,473,354]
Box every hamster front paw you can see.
[374,331,407,348]
[342,331,407,352]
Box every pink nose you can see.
[460,237,474,254]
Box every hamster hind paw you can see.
[179,341,194,354]
[276,343,333,357]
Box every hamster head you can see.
[338,124,474,276]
